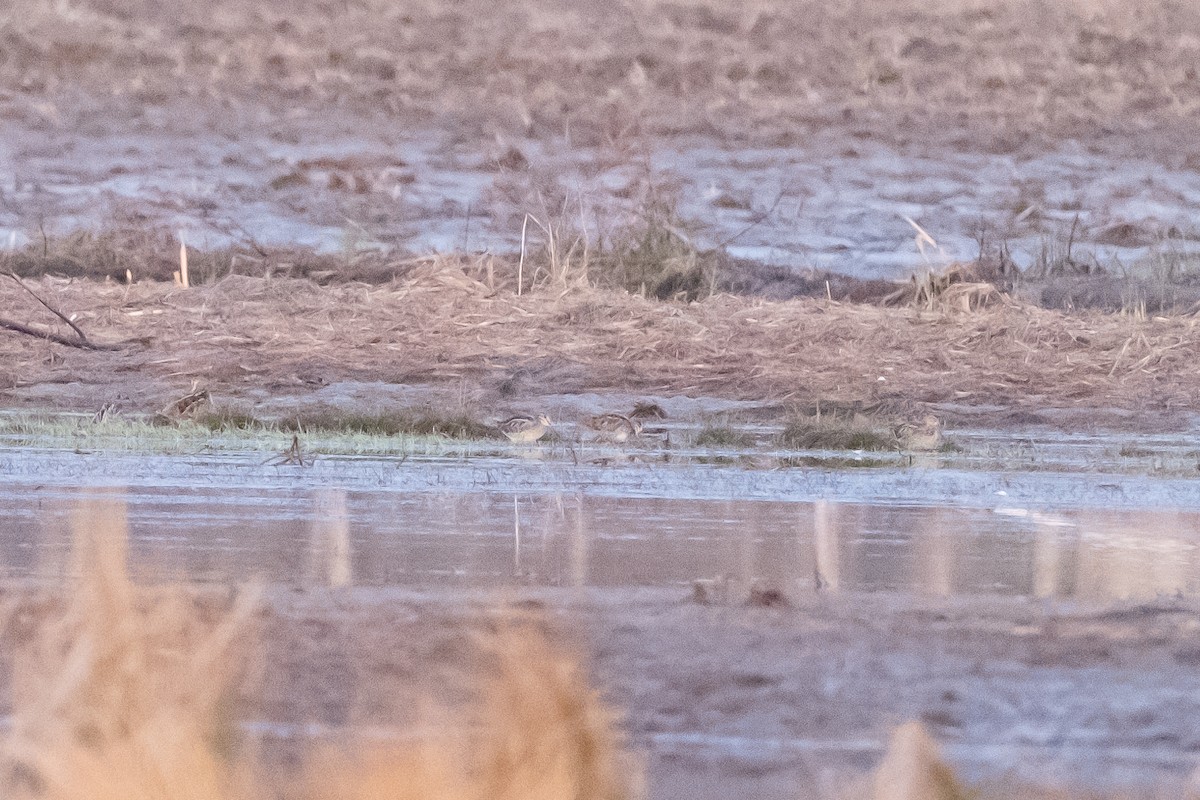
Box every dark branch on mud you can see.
[0,270,121,350]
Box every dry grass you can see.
[2,229,424,286]
[885,264,1007,314]
[310,621,637,800]
[0,494,639,800]
[861,722,968,800]
[3,270,1199,423]
[0,494,260,800]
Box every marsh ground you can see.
[3,0,1200,287]
[2,0,1200,427]
[2,1,1200,797]
[1,274,1199,434]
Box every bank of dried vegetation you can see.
[0,262,1197,423]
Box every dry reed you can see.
[864,722,968,800]
[0,494,638,800]
[308,620,638,800]
[0,493,260,800]
[5,269,1199,421]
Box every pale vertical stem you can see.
[813,499,840,591]
[920,508,953,598]
[311,489,352,588]
[570,496,589,589]
[518,214,530,296]
[1033,523,1060,599]
[513,495,521,576]
[178,231,190,289]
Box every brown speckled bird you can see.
[630,401,667,420]
[584,413,642,443]
[893,414,943,452]
[497,414,553,443]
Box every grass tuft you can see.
[592,193,717,301]
[281,410,494,440]
[194,408,268,432]
[780,417,897,451]
[693,425,757,449]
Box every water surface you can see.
[1,447,1197,599]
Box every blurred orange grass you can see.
[0,493,641,800]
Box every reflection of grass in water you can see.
[2,496,638,800]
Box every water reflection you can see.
[309,490,351,588]
[0,487,1197,600]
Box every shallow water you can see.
[4,120,1198,281]
[5,444,1200,796]
[2,446,1198,599]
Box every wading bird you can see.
[584,413,642,443]
[893,414,943,452]
[497,414,553,443]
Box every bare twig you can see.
[267,434,307,466]
[0,270,121,350]
[0,316,112,349]
[714,182,797,250]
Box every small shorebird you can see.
[893,414,944,452]
[496,414,553,443]
[629,401,667,420]
[153,386,210,425]
[584,412,642,443]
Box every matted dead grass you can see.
[1,266,1198,423]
